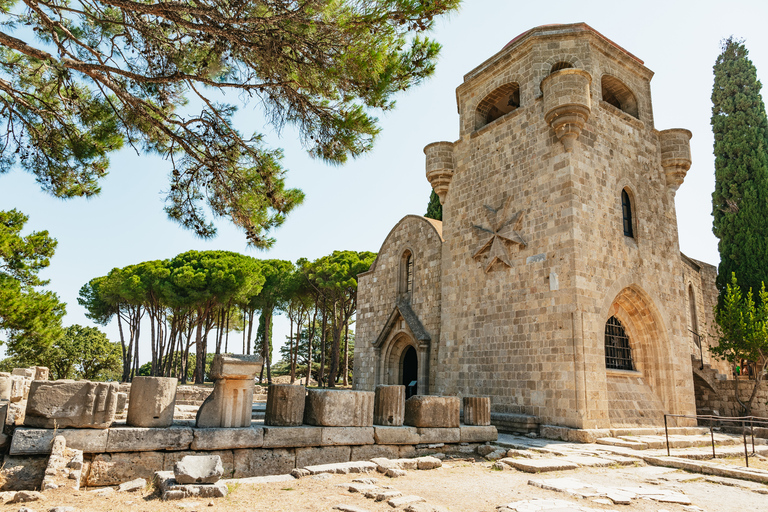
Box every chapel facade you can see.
[353,23,717,429]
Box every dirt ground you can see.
[5,457,766,512]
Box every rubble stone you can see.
[174,455,224,484]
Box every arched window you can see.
[601,75,639,119]
[475,83,520,129]
[605,316,634,370]
[621,189,634,238]
[399,250,413,300]
[550,61,574,74]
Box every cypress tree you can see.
[711,37,768,300]
[425,190,443,221]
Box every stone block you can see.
[0,456,47,491]
[500,457,580,473]
[350,444,400,461]
[321,427,374,446]
[295,446,351,467]
[263,426,322,448]
[196,378,254,428]
[106,426,193,452]
[10,427,109,455]
[191,427,263,450]
[87,452,164,486]
[162,450,235,478]
[12,368,35,379]
[116,393,128,414]
[459,425,498,443]
[10,375,30,402]
[304,389,374,427]
[374,385,405,426]
[404,396,460,428]
[232,448,295,478]
[210,354,262,380]
[155,471,227,500]
[24,380,119,429]
[127,377,177,428]
[0,372,12,400]
[416,427,460,444]
[265,384,305,426]
[374,426,420,445]
[174,455,224,484]
[33,367,48,381]
[462,396,491,426]
[303,460,376,475]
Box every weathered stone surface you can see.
[459,425,498,443]
[462,396,491,426]
[10,427,109,455]
[196,378,255,428]
[388,495,425,508]
[0,372,12,400]
[304,389,374,427]
[106,427,193,452]
[0,456,47,491]
[118,477,146,492]
[9,490,46,503]
[12,368,35,379]
[416,427,460,444]
[163,450,234,478]
[321,427,374,446]
[87,452,165,486]
[295,446,351,468]
[404,396,460,428]
[10,375,31,402]
[127,377,177,428]
[24,380,118,429]
[500,458,579,473]
[333,505,371,512]
[416,456,442,470]
[232,448,295,478]
[115,392,128,414]
[41,436,83,491]
[350,444,400,461]
[374,385,405,426]
[373,426,420,445]
[263,426,322,448]
[210,354,262,380]
[33,367,48,381]
[191,427,263,450]
[265,384,305,426]
[155,471,227,500]
[174,455,224,484]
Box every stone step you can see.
[596,432,760,450]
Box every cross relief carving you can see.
[472,197,527,273]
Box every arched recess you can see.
[399,249,414,302]
[604,286,671,410]
[550,61,574,73]
[475,82,520,130]
[688,284,699,346]
[621,187,635,238]
[601,75,639,118]
[382,333,419,391]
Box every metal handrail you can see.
[663,413,768,468]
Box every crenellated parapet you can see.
[424,141,455,204]
[541,68,592,152]
[659,129,692,193]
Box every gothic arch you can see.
[381,332,419,387]
[475,82,521,130]
[601,74,639,118]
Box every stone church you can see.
[353,23,726,430]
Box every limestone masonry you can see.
[354,23,723,430]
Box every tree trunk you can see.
[328,302,341,387]
[194,308,205,384]
[343,319,349,386]
[319,304,327,387]
[288,309,295,383]
[305,306,317,387]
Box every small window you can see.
[399,250,413,300]
[621,189,634,238]
[688,285,700,348]
[605,316,634,370]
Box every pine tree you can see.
[425,190,442,221]
[711,37,768,300]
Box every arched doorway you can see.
[402,346,418,399]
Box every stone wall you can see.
[694,376,768,418]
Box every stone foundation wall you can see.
[6,423,496,488]
[694,377,768,418]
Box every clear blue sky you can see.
[2,1,768,365]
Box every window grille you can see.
[621,189,634,238]
[605,316,634,370]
